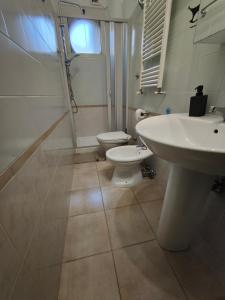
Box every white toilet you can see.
[97,131,131,150]
[106,145,153,187]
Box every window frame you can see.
[67,18,103,56]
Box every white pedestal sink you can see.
[136,113,225,251]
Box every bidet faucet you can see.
[209,106,225,121]
[136,144,147,150]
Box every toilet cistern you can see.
[96,131,131,151]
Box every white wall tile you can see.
[0,0,71,173]
[74,106,108,137]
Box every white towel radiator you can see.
[139,0,173,94]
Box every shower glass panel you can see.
[66,18,107,148]
[106,22,128,132]
[64,18,128,149]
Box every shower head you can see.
[58,0,86,15]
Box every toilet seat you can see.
[97,131,131,144]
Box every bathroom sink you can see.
[136,113,225,251]
[136,113,225,176]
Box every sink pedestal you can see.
[157,164,213,251]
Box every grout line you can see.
[68,210,104,220]
[112,238,156,252]
[69,184,99,193]
[69,184,100,192]
[8,153,62,300]
[133,182,189,299]
[136,197,165,204]
[62,250,112,265]
[68,209,104,219]
[133,184,189,298]
[161,251,190,300]
[0,30,42,64]
[65,161,188,299]
[133,191,157,236]
[97,173,122,300]
[103,202,141,211]
[69,165,100,192]
[72,162,97,168]
[134,182,189,300]
[68,202,139,219]
[0,95,64,98]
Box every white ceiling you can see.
[51,0,138,19]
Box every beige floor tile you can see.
[0,227,20,300]
[26,217,67,269]
[96,160,113,171]
[71,168,99,190]
[132,179,165,203]
[73,162,96,170]
[64,212,111,261]
[114,241,186,300]
[11,264,61,300]
[59,253,120,300]
[165,248,225,300]
[98,168,114,186]
[73,152,98,164]
[106,205,154,249]
[102,186,137,209]
[69,188,103,216]
[191,236,225,289]
[141,200,163,234]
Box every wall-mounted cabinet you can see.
[194,0,225,44]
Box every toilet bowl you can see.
[96,131,131,150]
[106,145,153,187]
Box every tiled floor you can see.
[59,159,225,300]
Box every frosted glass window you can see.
[69,19,101,54]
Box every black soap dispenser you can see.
[189,85,208,117]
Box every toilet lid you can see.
[97,131,131,143]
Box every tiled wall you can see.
[127,0,225,114]
[0,114,73,300]
[0,1,74,299]
[75,106,109,138]
[0,0,72,173]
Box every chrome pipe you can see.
[58,0,86,15]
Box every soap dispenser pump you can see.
[189,85,208,117]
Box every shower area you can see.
[59,7,129,150]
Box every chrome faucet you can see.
[209,106,225,121]
[136,144,147,150]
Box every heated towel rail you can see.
[139,0,172,94]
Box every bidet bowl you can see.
[106,145,153,187]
